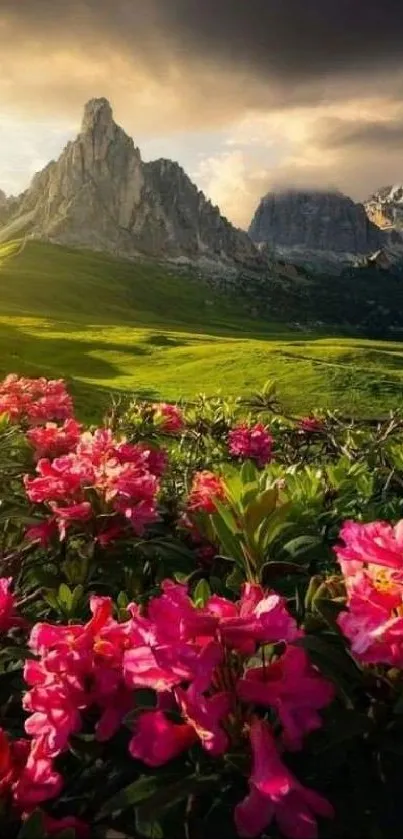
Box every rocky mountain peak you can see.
[365,184,403,230]
[0,97,260,270]
[248,189,383,268]
[80,97,114,135]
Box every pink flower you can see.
[50,502,92,539]
[337,569,403,667]
[234,719,334,838]
[138,444,168,477]
[12,737,63,809]
[26,418,82,460]
[0,375,73,424]
[186,471,227,515]
[0,578,25,633]
[42,814,90,838]
[24,596,141,758]
[147,580,218,645]
[336,519,403,571]
[129,710,196,766]
[237,646,334,750]
[153,402,185,434]
[0,729,30,798]
[24,426,160,541]
[26,519,58,546]
[206,584,300,653]
[228,423,273,468]
[298,417,324,434]
[175,685,230,756]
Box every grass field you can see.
[0,240,402,420]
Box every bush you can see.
[0,377,402,837]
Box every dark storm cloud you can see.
[315,117,403,150]
[3,0,403,83]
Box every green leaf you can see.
[244,488,278,536]
[240,460,258,486]
[97,775,173,819]
[210,509,243,566]
[226,564,245,592]
[193,578,211,607]
[135,813,164,838]
[58,583,73,611]
[282,535,323,561]
[138,774,219,820]
[43,589,59,610]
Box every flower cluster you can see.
[0,577,25,633]
[0,727,62,812]
[26,418,82,460]
[186,470,227,515]
[0,375,73,425]
[228,423,273,468]
[24,428,163,542]
[336,519,403,666]
[153,402,185,434]
[298,416,324,434]
[22,581,334,838]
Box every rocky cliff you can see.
[365,185,403,231]
[0,98,260,268]
[249,189,384,269]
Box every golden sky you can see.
[1,1,403,227]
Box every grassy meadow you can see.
[0,240,402,420]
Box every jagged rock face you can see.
[249,190,383,256]
[0,97,260,267]
[365,185,403,230]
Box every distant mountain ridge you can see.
[1,97,403,276]
[248,189,386,272]
[0,98,261,270]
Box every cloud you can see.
[1,1,403,225]
[1,0,403,128]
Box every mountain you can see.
[248,189,384,271]
[0,98,260,269]
[364,185,403,232]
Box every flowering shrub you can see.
[2,375,403,836]
[228,423,273,467]
[0,374,73,424]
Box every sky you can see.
[1,1,403,228]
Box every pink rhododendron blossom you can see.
[24,427,160,540]
[0,729,62,811]
[42,814,90,838]
[24,596,140,759]
[234,719,334,838]
[335,519,403,666]
[228,423,273,468]
[206,584,300,653]
[26,418,82,460]
[0,578,25,633]
[26,519,58,546]
[12,737,63,810]
[176,686,230,756]
[0,375,73,424]
[336,519,403,571]
[129,710,196,766]
[153,402,185,433]
[298,417,324,433]
[337,569,403,667]
[186,471,227,515]
[237,646,334,750]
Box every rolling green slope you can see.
[0,240,402,420]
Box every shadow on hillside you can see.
[0,320,155,382]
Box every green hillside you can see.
[0,240,402,420]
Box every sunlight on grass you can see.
[0,241,401,420]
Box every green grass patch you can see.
[0,241,402,420]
